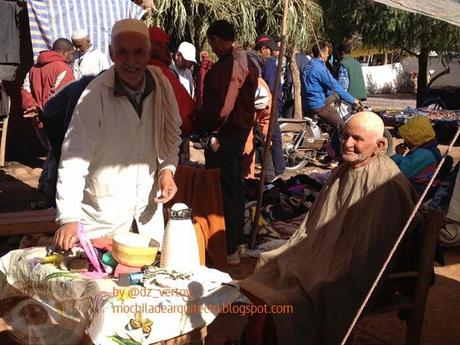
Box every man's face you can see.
[271,42,280,57]
[258,46,271,59]
[151,41,171,66]
[207,35,220,57]
[72,37,91,54]
[341,119,381,168]
[320,47,329,62]
[110,32,150,90]
[64,48,75,63]
[174,52,193,70]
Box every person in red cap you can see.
[148,26,196,163]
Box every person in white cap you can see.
[71,28,110,79]
[53,19,182,251]
[170,41,197,98]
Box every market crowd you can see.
[20,17,376,263]
[18,17,460,345]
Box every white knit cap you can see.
[71,28,89,40]
[111,18,149,42]
[177,42,197,63]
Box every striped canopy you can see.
[374,0,460,27]
[27,0,145,61]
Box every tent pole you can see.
[341,125,460,344]
[249,0,290,249]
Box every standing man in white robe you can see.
[71,28,110,79]
[53,19,182,251]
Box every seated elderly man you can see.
[237,112,422,345]
[52,19,181,251]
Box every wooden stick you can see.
[0,96,10,167]
[341,124,460,345]
[249,0,290,249]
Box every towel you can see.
[167,166,227,271]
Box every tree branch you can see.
[428,67,451,87]
[402,47,419,57]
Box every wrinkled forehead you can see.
[72,37,89,46]
[344,120,377,140]
[111,31,150,49]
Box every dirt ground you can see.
[0,94,459,344]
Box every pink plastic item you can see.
[76,223,107,278]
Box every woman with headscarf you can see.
[391,115,441,193]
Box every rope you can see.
[341,124,460,344]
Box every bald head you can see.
[347,111,384,140]
[342,111,386,168]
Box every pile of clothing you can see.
[243,173,327,239]
[381,107,460,125]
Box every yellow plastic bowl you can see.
[112,233,159,267]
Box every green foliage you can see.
[353,3,460,53]
[319,0,460,52]
[142,0,323,52]
[319,0,460,104]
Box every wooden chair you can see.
[366,207,445,345]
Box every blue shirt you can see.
[301,58,355,110]
[262,56,283,114]
[391,148,439,179]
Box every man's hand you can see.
[352,99,364,111]
[154,169,177,203]
[395,143,408,155]
[23,105,39,118]
[53,222,79,252]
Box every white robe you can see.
[169,61,195,98]
[72,48,110,79]
[56,66,182,245]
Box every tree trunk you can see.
[416,40,429,107]
[290,45,302,119]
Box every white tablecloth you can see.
[0,247,240,344]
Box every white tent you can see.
[374,0,460,27]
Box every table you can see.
[379,108,460,126]
[379,107,460,145]
[0,247,240,345]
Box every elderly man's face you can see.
[72,37,91,54]
[341,119,382,168]
[110,32,150,90]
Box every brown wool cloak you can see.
[240,154,422,345]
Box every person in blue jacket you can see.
[255,35,285,178]
[301,41,359,128]
[391,115,441,193]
